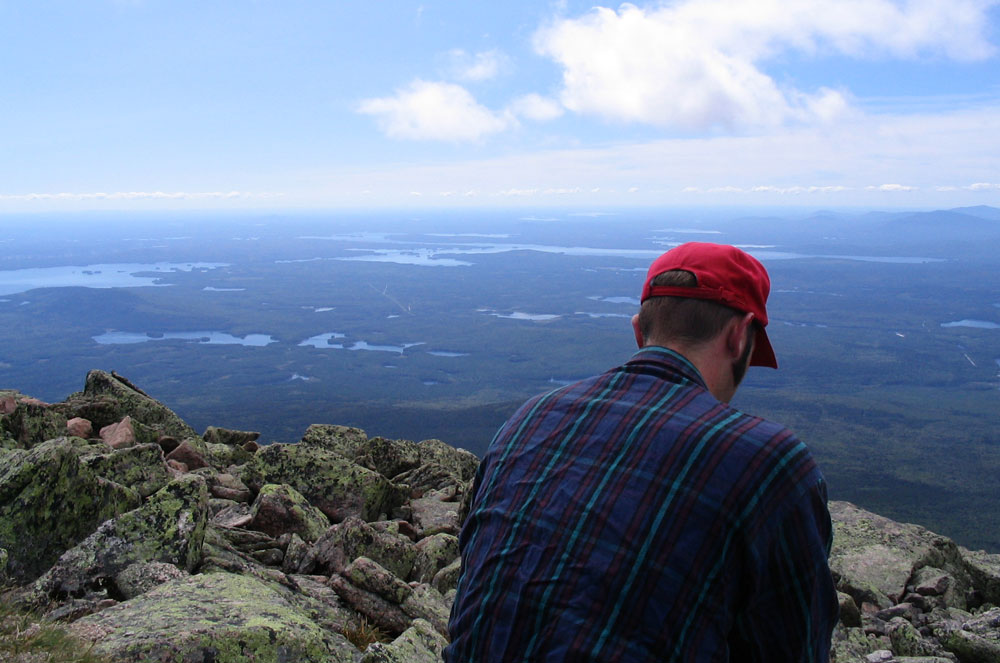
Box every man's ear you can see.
[631,314,644,349]
[726,312,755,359]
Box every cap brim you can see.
[750,326,778,369]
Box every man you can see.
[445,242,838,662]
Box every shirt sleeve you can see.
[729,478,840,663]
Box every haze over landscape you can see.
[2,1,999,556]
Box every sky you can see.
[2,0,1000,212]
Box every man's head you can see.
[636,242,777,370]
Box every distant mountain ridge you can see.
[870,205,1000,222]
[2,371,1000,662]
[888,207,1000,230]
[949,204,1000,221]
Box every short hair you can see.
[638,270,742,345]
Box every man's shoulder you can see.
[722,402,802,449]
[718,405,823,490]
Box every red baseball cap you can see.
[640,242,777,368]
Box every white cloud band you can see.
[0,191,282,201]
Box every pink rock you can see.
[18,397,49,407]
[209,473,252,502]
[217,511,253,528]
[66,417,93,438]
[410,492,461,537]
[212,486,249,501]
[100,416,136,449]
[165,440,208,470]
[0,395,16,414]
[166,459,189,476]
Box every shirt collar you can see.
[626,346,708,390]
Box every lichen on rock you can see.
[0,437,140,584]
[300,423,368,457]
[829,501,1000,663]
[829,501,972,609]
[114,561,188,600]
[36,474,209,600]
[412,533,459,584]
[343,556,413,605]
[81,442,170,498]
[0,395,67,448]
[203,425,260,447]
[357,436,421,478]
[307,516,417,580]
[70,572,357,662]
[360,618,448,663]
[61,370,199,441]
[242,442,407,523]
[961,546,1000,606]
[248,483,330,543]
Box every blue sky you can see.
[2,0,999,212]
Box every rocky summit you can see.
[1,371,999,663]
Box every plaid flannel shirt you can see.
[446,347,837,662]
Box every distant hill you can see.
[874,208,1000,246]
[949,204,1000,221]
[887,209,997,229]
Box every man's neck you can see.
[652,339,738,404]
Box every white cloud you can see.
[655,0,996,61]
[0,191,280,201]
[447,49,509,82]
[499,188,539,196]
[534,0,997,131]
[358,79,513,141]
[507,93,565,121]
[867,184,918,191]
[967,182,1000,191]
[684,185,863,194]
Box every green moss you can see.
[416,439,479,482]
[203,426,259,447]
[361,437,420,478]
[315,518,417,580]
[251,484,329,542]
[36,475,208,599]
[242,443,405,522]
[121,475,208,572]
[206,441,252,468]
[0,438,140,584]
[0,400,67,448]
[82,443,169,498]
[72,573,355,662]
[300,424,367,457]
